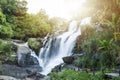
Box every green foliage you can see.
[112,76,120,80]
[28,38,42,55]
[90,71,105,80]
[0,0,28,39]
[0,39,15,63]
[50,69,91,80]
[105,13,120,41]
[0,0,27,19]
[0,10,13,38]
[14,11,52,40]
[0,23,13,38]
[98,39,117,68]
[79,35,99,69]
[0,0,67,40]
[0,9,6,24]
[75,22,120,71]
[0,39,12,54]
[76,37,117,71]
[73,57,82,67]
[50,69,113,80]
[49,17,68,32]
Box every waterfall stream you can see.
[13,17,91,75]
[39,21,81,75]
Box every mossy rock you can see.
[28,38,42,55]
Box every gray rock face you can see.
[18,51,39,67]
[17,46,31,66]
[11,42,42,72]
[0,64,44,79]
[12,43,39,67]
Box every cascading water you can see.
[12,17,91,76]
[39,21,81,75]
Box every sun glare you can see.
[26,0,86,20]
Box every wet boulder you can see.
[62,56,75,64]
[16,46,31,67]
[12,42,40,68]
[17,48,40,67]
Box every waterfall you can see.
[12,17,91,75]
[39,20,81,75]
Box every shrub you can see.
[0,39,15,63]
[50,69,91,80]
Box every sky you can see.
[26,0,86,19]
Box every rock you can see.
[62,54,83,65]
[12,40,25,43]
[28,38,42,55]
[11,42,42,71]
[17,46,29,67]
[25,53,39,66]
[16,45,40,67]
[0,64,43,79]
[52,64,63,72]
[26,65,42,74]
[0,64,28,78]
[27,73,45,78]
[27,72,45,80]
[18,52,41,68]
[62,56,75,64]
[36,73,45,78]
[17,51,42,71]
[0,75,20,80]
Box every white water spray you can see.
[39,21,81,75]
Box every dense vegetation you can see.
[50,69,120,80]
[74,0,120,70]
[0,0,67,63]
[51,0,120,79]
[0,0,67,40]
[0,0,120,79]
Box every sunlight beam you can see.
[26,0,86,20]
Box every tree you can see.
[49,17,68,33]
[14,10,52,40]
[0,0,27,39]
[0,9,13,38]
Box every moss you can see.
[28,38,42,55]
